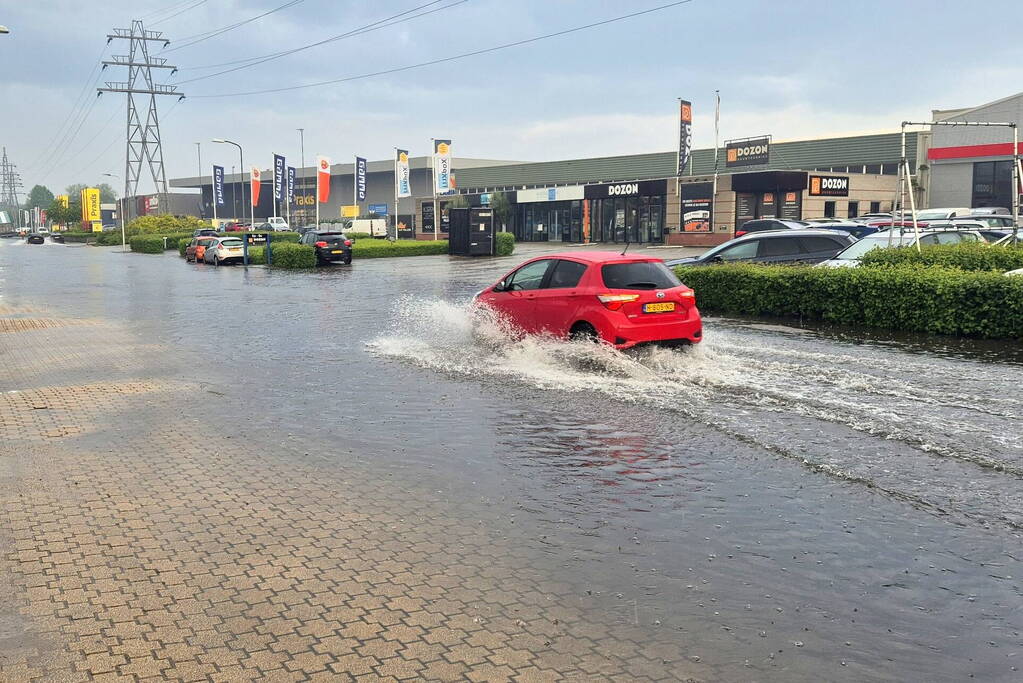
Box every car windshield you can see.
[834,233,912,260]
[601,261,681,290]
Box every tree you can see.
[448,194,470,209]
[25,185,54,210]
[490,192,513,231]
[46,198,77,228]
[65,182,118,203]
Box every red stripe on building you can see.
[928,142,1022,160]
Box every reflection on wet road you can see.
[3,239,1022,682]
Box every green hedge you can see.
[674,263,1023,339]
[346,232,373,239]
[129,232,192,254]
[267,242,315,268]
[126,215,209,236]
[96,230,126,246]
[352,240,449,258]
[860,243,1023,272]
[496,231,515,256]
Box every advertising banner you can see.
[316,156,330,203]
[341,205,359,218]
[250,167,261,207]
[680,182,713,232]
[677,100,693,176]
[395,149,411,198]
[287,166,296,202]
[273,154,285,201]
[212,165,225,206]
[355,156,367,202]
[808,174,850,196]
[433,139,452,194]
[81,188,101,222]
[725,137,771,167]
[57,194,69,208]
[368,203,387,215]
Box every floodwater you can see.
[3,238,1022,682]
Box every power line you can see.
[163,0,305,53]
[175,0,458,80]
[150,0,209,26]
[192,0,694,98]
[142,0,203,21]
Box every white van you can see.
[267,216,290,231]
[350,218,388,237]
[913,207,972,221]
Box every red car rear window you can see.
[601,262,681,290]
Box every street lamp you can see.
[212,138,252,227]
[102,172,127,252]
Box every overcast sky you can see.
[3,0,1023,197]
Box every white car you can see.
[816,228,984,268]
[913,207,972,221]
[202,237,245,265]
[267,216,290,232]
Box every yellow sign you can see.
[81,188,101,222]
[91,221,103,233]
[341,205,359,218]
[57,194,69,208]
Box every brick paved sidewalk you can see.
[0,304,704,682]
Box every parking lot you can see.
[2,240,1022,682]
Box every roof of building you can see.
[454,132,918,191]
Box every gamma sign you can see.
[725,137,770,167]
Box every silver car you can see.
[203,237,246,265]
[816,228,984,268]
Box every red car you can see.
[475,252,702,350]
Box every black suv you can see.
[666,229,856,267]
[299,231,353,265]
[735,218,809,237]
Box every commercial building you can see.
[926,91,1023,211]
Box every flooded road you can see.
[2,239,1022,682]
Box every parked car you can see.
[202,237,246,265]
[927,220,1009,242]
[817,228,984,268]
[953,214,1016,228]
[993,233,1022,246]
[805,222,882,239]
[856,213,893,221]
[267,216,290,231]
[222,221,250,232]
[666,229,856,267]
[969,207,1011,216]
[913,207,972,221]
[299,231,353,265]
[185,236,218,263]
[474,252,702,350]
[295,225,319,237]
[102,223,118,231]
[804,218,845,224]
[735,218,809,237]
[26,233,45,244]
[50,233,65,243]
[192,228,218,238]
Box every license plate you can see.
[643,302,675,313]
[229,249,241,253]
[331,249,343,254]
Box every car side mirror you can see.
[710,255,723,263]
[494,280,507,292]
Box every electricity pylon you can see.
[0,147,24,228]
[98,20,182,217]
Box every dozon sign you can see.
[808,175,850,197]
[725,137,771,167]
[584,179,667,199]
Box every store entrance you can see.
[589,196,665,243]
[516,201,582,242]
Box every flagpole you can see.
[676,98,682,233]
[431,139,438,241]
[212,166,218,227]
[393,147,399,242]
[712,90,720,233]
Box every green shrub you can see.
[860,242,1023,272]
[246,246,267,265]
[674,263,1023,339]
[346,232,372,239]
[129,232,192,254]
[126,215,209,236]
[96,230,125,246]
[495,231,515,256]
[265,242,314,268]
[352,240,449,258]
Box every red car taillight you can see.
[735,230,747,237]
[597,293,640,311]
[314,241,327,248]
[344,240,352,246]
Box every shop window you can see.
[824,201,836,218]
[865,164,881,174]
[972,160,1014,208]
[870,201,881,213]
[848,201,859,219]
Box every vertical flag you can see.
[395,149,411,198]
[273,154,286,202]
[250,166,262,207]
[355,156,367,202]
[316,156,331,203]
[677,100,693,176]
[433,139,452,194]
[212,165,225,206]
[287,166,296,202]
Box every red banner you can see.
[251,166,261,207]
[317,156,330,203]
